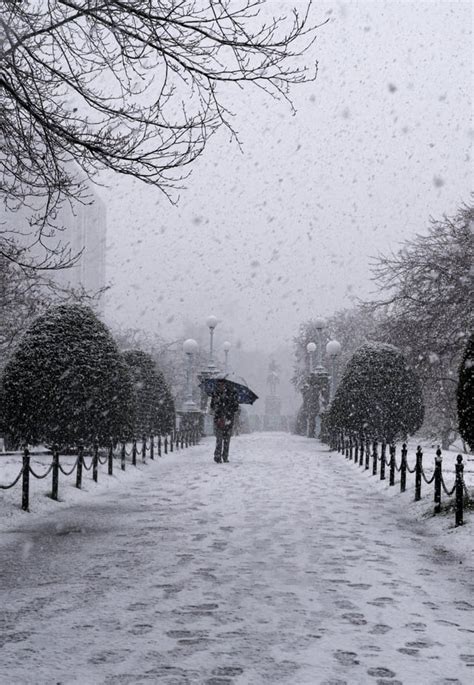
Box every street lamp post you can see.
[182,338,199,412]
[197,315,221,435]
[326,339,342,402]
[306,341,316,374]
[223,341,231,374]
[206,315,219,372]
[314,317,326,371]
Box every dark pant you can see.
[214,420,233,462]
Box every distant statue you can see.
[266,359,280,397]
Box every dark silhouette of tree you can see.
[457,335,473,451]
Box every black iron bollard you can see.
[400,443,407,492]
[93,441,99,482]
[76,444,84,488]
[354,436,359,464]
[359,436,364,467]
[365,437,370,470]
[389,444,396,486]
[108,442,114,476]
[349,437,353,460]
[121,442,126,471]
[164,435,168,455]
[150,435,154,460]
[142,436,146,463]
[372,441,378,476]
[414,446,422,501]
[380,442,386,481]
[132,440,137,466]
[22,447,30,511]
[52,445,60,500]
[158,435,162,457]
[455,455,464,527]
[434,447,442,514]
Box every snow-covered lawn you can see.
[1,433,473,684]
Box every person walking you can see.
[210,379,239,463]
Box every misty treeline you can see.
[294,203,473,450]
[1,0,318,270]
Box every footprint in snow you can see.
[333,650,360,666]
[367,666,397,678]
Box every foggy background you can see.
[101,0,472,409]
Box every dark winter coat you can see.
[211,384,239,429]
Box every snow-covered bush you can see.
[457,335,473,451]
[1,304,134,447]
[122,349,175,436]
[327,342,424,443]
[154,368,175,434]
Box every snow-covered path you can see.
[1,433,473,685]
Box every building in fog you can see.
[1,184,107,299]
[52,189,107,297]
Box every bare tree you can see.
[1,0,320,267]
[367,203,474,447]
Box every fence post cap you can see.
[456,454,463,465]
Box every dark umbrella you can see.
[202,374,259,405]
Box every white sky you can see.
[102,0,472,352]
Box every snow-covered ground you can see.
[1,433,473,684]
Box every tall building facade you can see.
[1,184,107,298]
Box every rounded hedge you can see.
[122,349,175,436]
[1,304,134,447]
[328,342,424,443]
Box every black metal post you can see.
[359,435,364,467]
[121,442,126,471]
[365,437,370,470]
[22,447,30,511]
[108,442,114,476]
[354,436,359,464]
[51,445,59,500]
[170,431,174,452]
[349,436,353,460]
[414,446,422,501]
[389,444,396,486]
[372,440,378,476]
[76,444,83,488]
[142,436,146,463]
[132,440,137,466]
[158,435,162,457]
[400,443,407,492]
[434,447,442,514]
[93,441,99,482]
[164,435,168,454]
[181,431,185,449]
[150,435,154,460]
[380,442,386,481]
[455,455,464,527]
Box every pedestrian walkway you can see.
[1,433,473,684]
